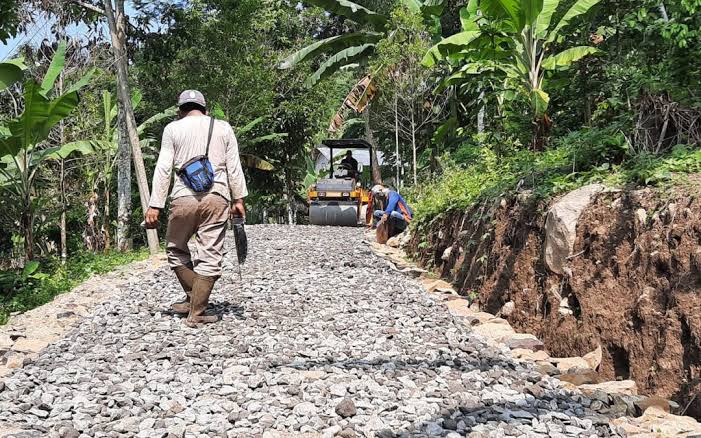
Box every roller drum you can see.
[309,202,359,227]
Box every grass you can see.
[0,248,149,325]
[409,131,701,226]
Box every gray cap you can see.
[177,90,206,108]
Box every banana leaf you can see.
[480,0,525,32]
[241,153,274,171]
[535,0,560,38]
[304,0,387,30]
[423,31,481,67]
[305,44,375,87]
[280,32,381,69]
[541,46,601,70]
[0,58,26,91]
[40,41,67,95]
[546,0,602,44]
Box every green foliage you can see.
[0,261,46,298]
[0,58,27,91]
[0,43,94,259]
[84,89,173,167]
[623,145,701,185]
[279,0,386,87]
[306,0,389,30]
[280,32,382,70]
[0,0,20,44]
[409,127,701,224]
[0,249,149,325]
[305,43,377,87]
[283,0,443,86]
[424,0,603,122]
[302,155,323,194]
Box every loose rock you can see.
[335,398,357,418]
[0,226,663,436]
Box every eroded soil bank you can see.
[408,182,701,419]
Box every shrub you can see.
[409,127,700,225]
[0,249,149,325]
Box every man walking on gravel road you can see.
[144,90,247,327]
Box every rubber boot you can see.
[185,274,220,327]
[171,265,195,314]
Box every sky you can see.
[0,1,137,61]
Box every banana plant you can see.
[59,90,175,251]
[0,41,94,260]
[208,106,279,171]
[65,89,176,191]
[0,58,27,92]
[280,0,444,87]
[235,116,282,171]
[424,0,602,147]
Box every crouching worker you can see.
[144,90,247,327]
[371,185,413,237]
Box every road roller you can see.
[308,139,373,227]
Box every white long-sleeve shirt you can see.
[149,115,248,209]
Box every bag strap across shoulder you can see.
[205,116,215,156]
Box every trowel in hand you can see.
[230,217,248,281]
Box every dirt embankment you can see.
[408,183,701,419]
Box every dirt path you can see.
[0,225,659,437]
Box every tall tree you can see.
[0,0,21,43]
[116,106,131,251]
[372,5,448,185]
[102,0,159,254]
[280,0,445,184]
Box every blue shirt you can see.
[384,191,412,218]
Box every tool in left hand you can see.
[230,217,248,281]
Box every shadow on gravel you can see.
[383,399,614,438]
[159,302,245,319]
[282,357,508,372]
[210,300,245,319]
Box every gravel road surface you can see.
[0,225,617,437]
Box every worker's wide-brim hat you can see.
[177,90,206,108]
[371,184,385,195]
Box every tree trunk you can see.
[411,107,417,186]
[116,106,131,251]
[364,107,382,185]
[103,187,111,251]
[60,159,67,264]
[477,89,485,136]
[287,196,294,225]
[659,3,669,22]
[22,209,34,262]
[58,72,68,264]
[394,94,401,188]
[103,0,159,255]
[85,191,99,252]
[531,114,552,151]
[21,148,34,261]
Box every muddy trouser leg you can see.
[166,197,199,311]
[372,210,384,229]
[193,194,230,278]
[388,212,407,236]
[185,194,229,327]
[166,197,199,270]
